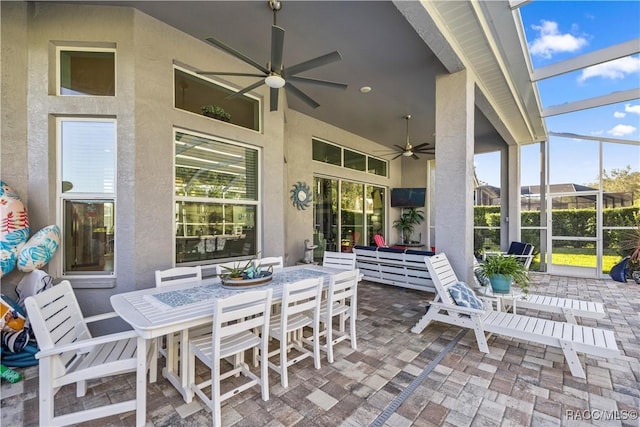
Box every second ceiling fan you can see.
[385,115,435,160]
[198,0,347,112]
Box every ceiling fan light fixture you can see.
[265,74,286,88]
[402,150,413,157]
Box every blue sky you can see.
[475,0,640,187]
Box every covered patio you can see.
[2,273,638,426]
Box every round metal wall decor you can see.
[290,181,312,210]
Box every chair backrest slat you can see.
[24,280,89,374]
[280,277,323,325]
[254,256,284,272]
[322,251,356,270]
[155,266,202,287]
[326,269,359,312]
[215,290,273,339]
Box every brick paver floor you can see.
[2,273,639,426]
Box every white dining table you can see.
[110,264,347,426]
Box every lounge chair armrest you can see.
[35,330,142,359]
[84,311,121,323]
[429,301,486,316]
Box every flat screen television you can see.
[390,188,426,207]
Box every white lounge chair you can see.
[472,259,607,324]
[412,253,619,379]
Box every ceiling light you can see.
[265,74,286,88]
[402,150,413,157]
[359,86,372,93]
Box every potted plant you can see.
[200,105,231,122]
[218,257,273,287]
[477,253,530,295]
[392,208,424,243]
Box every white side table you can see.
[475,286,523,313]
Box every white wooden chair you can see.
[24,280,154,426]
[188,289,273,427]
[412,253,620,378]
[254,256,284,272]
[267,277,323,387]
[317,269,359,363]
[154,266,203,375]
[322,251,356,270]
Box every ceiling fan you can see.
[383,115,435,160]
[198,0,348,112]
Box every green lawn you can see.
[531,250,620,273]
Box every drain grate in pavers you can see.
[368,328,468,427]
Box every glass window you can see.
[312,139,342,166]
[344,149,366,171]
[58,49,115,96]
[174,67,259,131]
[368,156,388,177]
[58,118,116,277]
[175,130,259,264]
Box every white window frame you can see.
[55,117,117,285]
[56,46,117,96]
[173,128,262,265]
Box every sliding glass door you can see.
[313,177,386,261]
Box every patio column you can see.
[434,69,475,283]
[507,143,521,245]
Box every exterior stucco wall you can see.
[0,2,423,329]
[0,3,285,326]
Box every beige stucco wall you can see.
[1,2,423,327]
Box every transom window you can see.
[57,48,115,96]
[312,138,387,177]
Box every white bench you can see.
[353,246,435,292]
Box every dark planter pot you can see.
[202,112,231,122]
[489,274,512,294]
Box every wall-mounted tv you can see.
[390,188,426,207]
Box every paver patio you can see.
[2,273,639,426]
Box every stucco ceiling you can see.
[78,0,509,155]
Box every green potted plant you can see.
[392,208,424,244]
[477,253,530,295]
[200,105,231,122]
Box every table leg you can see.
[136,336,147,427]
[180,328,193,402]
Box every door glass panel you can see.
[340,182,364,252]
[551,239,597,268]
[313,177,339,261]
[366,186,385,246]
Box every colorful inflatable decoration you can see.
[17,224,61,272]
[1,181,30,277]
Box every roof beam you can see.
[532,39,640,82]
[548,131,640,145]
[542,88,640,117]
